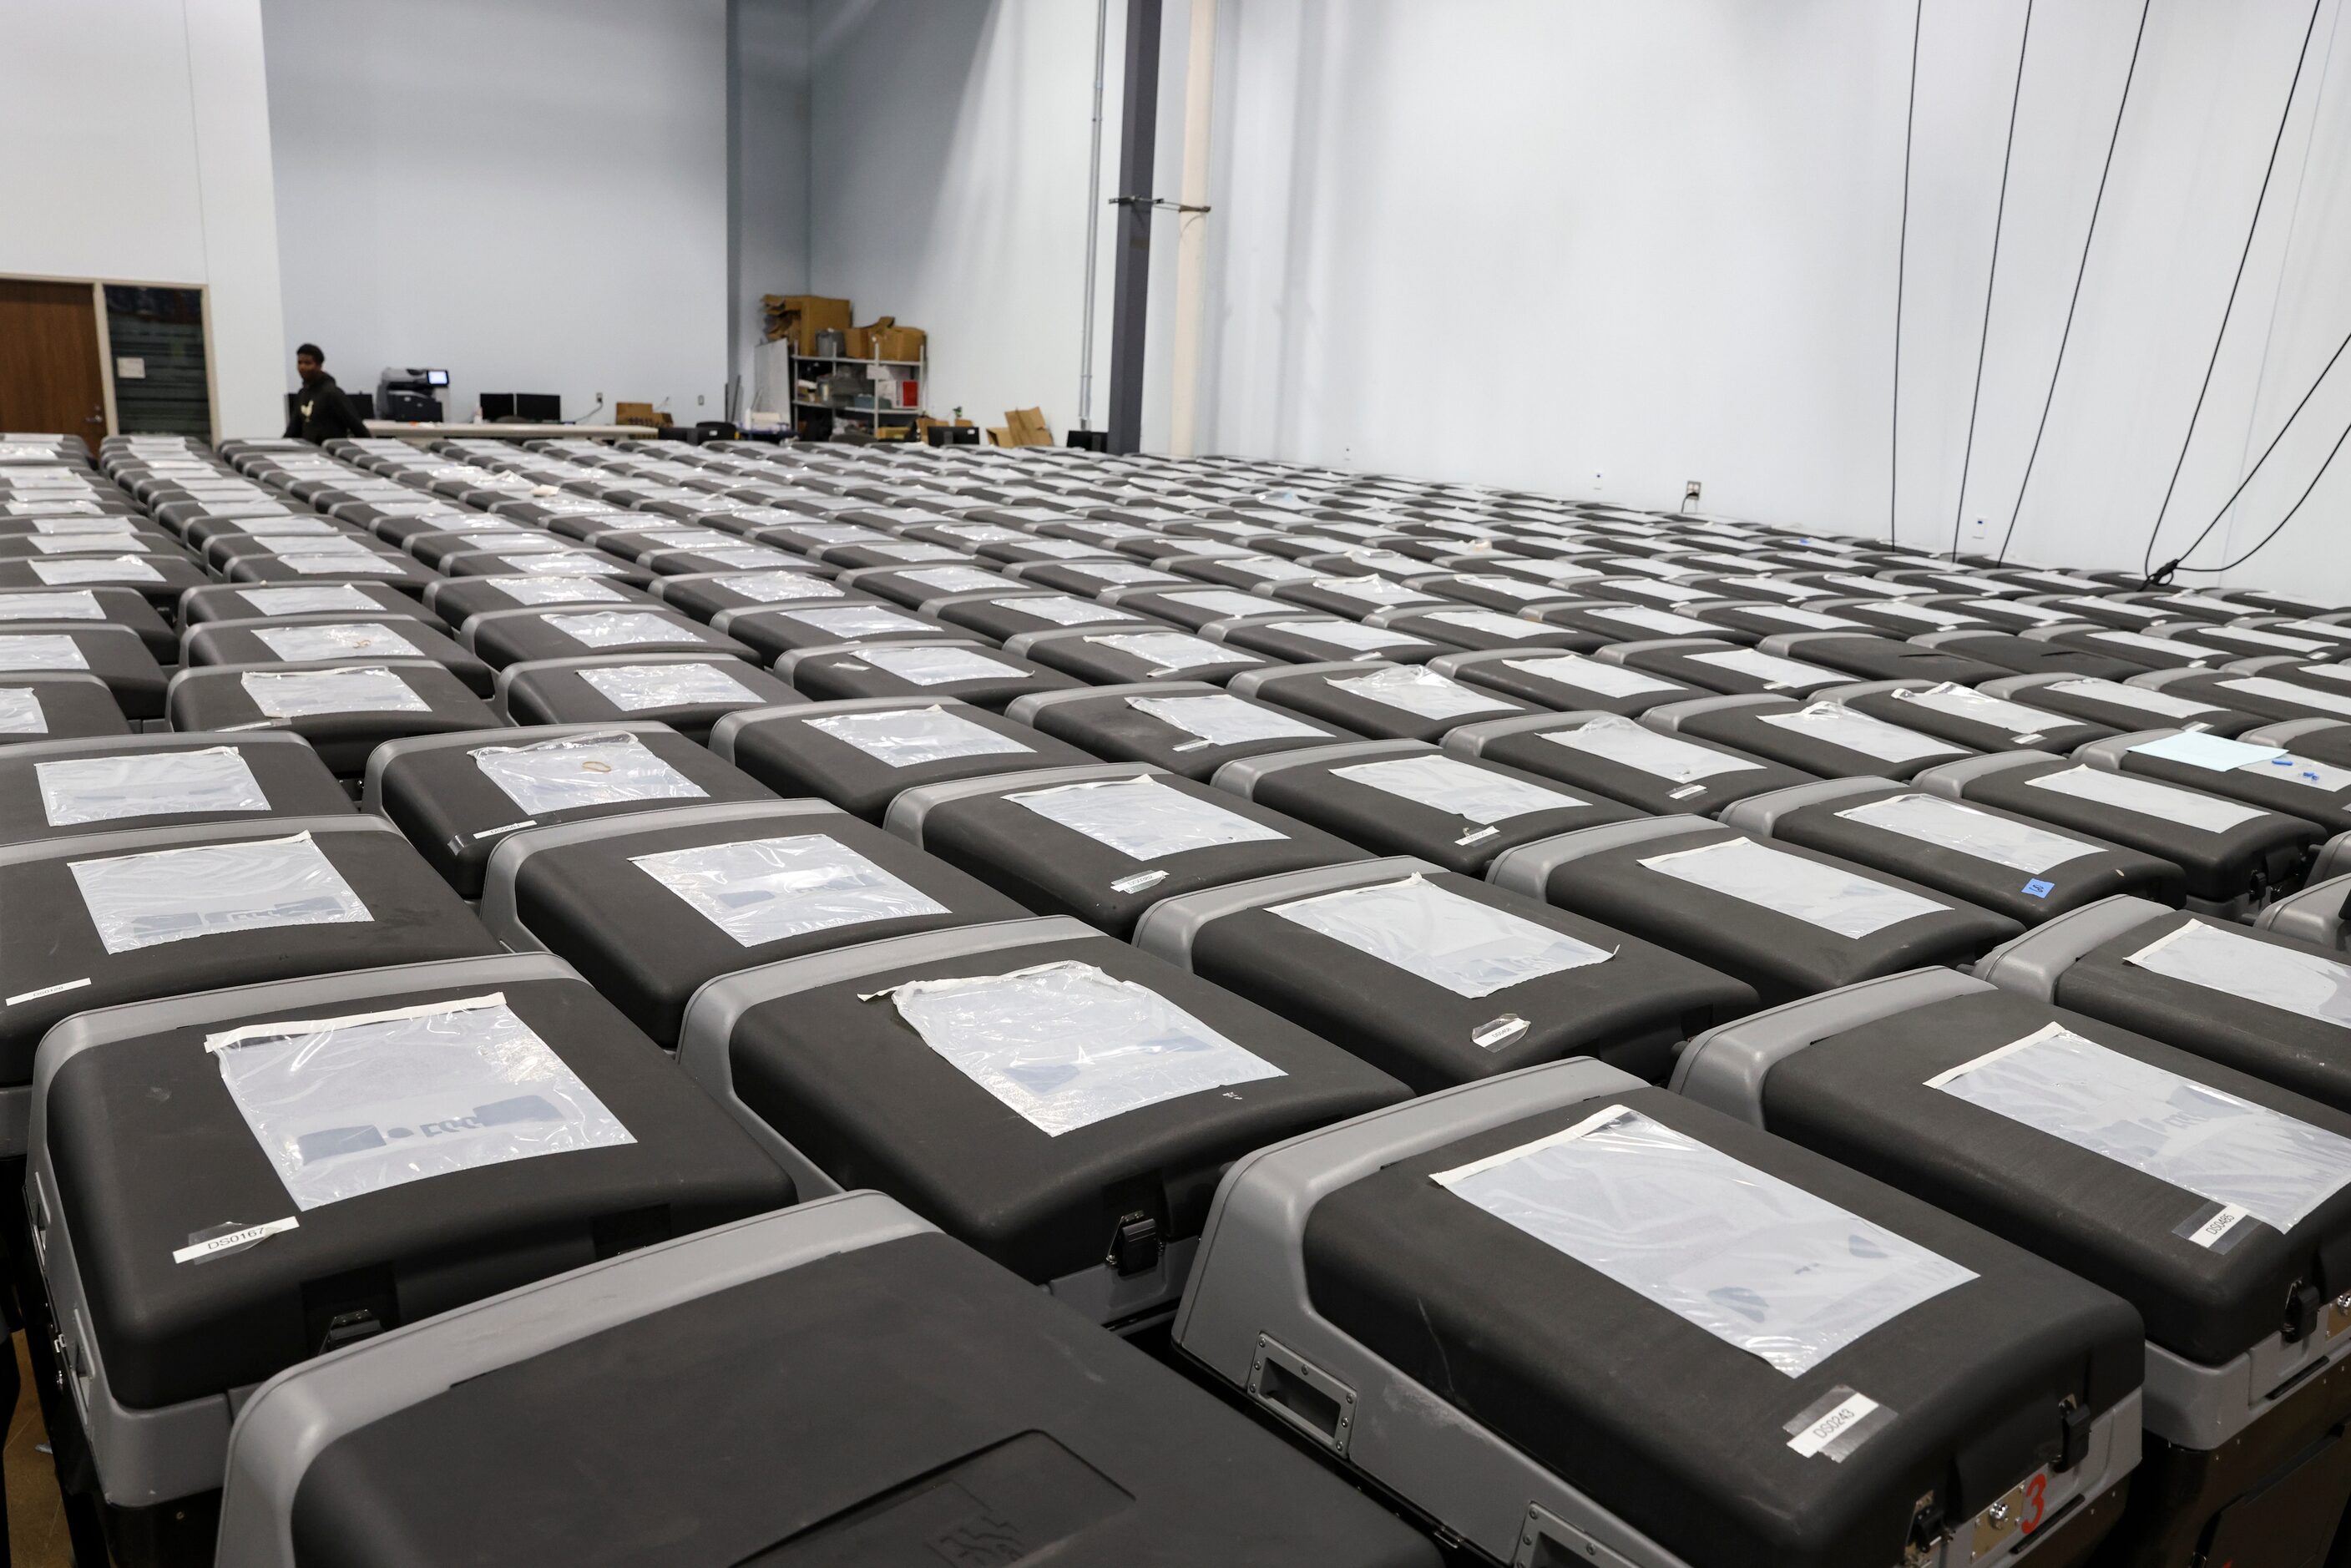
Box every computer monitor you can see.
[481,392,561,422]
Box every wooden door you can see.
[0,279,109,448]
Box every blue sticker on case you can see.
[2022,879,2055,899]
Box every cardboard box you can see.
[614,402,662,428]
[763,295,852,354]
[846,316,928,363]
[1002,407,1053,447]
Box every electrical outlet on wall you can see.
[1590,469,1605,493]
[1683,480,1703,508]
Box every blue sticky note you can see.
[2022,879,2055,899]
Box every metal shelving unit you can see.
[790,348,928,438]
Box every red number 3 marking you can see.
[2020,1473,2047,1534]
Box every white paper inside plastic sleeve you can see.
[1541,715,1762,782]
[0,590,102,621]
[885,959,1284,1136]
[1127,692,1325,746]
[1752,606,1866,630]
[1163,589,1273,620]
[544,611,704,650]
[38,746,270,827]
[1084,631,1255,671]
[208,993,634,1211]
[235,585,378,616]
[0,688,44,735]
[783,605,931,638]
[578,661,756,712]
[1273,620,1424,653]
[1756,703,1964,764]
[2221,675,2351,719]
[1010,774,1285,859]
[806,705,1033,767]
[471,731,706,816]
[1272,875,1610,998]
[2043,677,2216,721]
[1425,609,1555,641]
[1331,665,1511,720]
[1331,753,1581,824]
[2092,631,2204,660]
[1889,682,2059,736]
[1929,1023,2351,1233]
[1433,1105,1974,1376]
[69,830,372,954]
[1312,574,1434,606]
[1000,595,1135,627]
[1504,654,1680,698]
[1641,837,1946,938]
[0,635,88,671]
[1592,605,1716,636]
[1836,793,2099,874]
[251,622,422,662]
[633,832,948,947]
[491,575,629,605]
[241,665,429,718]
[500,553,624,576]
[860,645,1023,686]
[2025,764,2265,833]
[714,570,842,602]
[901,567,1009,594]
[282,554,404,577]
[2128,922,2351,1031]
[1687,647,1843,690]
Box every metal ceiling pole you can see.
[1167,0,1218,458]
[1107,0,1164,454]
[1076,0,1110,432]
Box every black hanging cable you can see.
[1889,0,1924,549]
[1993,0,2152,565]
[1947,0,2036,561]
[2177,412,2351,573]
[2160,321,2351,571]
[2139,0,2325,581]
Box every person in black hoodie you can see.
[284,343,372,443]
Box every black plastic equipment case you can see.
[676,918,1405,1325]
[364,723,774,898]
[1674,970,2351,1568]
[211,1193,1441,1568]
[885,761,1372,937]
[0,623,168,719]
[1598,636,1849,697]
[180,617,493,697]
[1818,678,2115,754]
[2131,663,2351,727]
[1003,624,1275,686]
[1175,1060,2142,1568]
[178,582,446,636]
[1752,629,2011,686]
[1211,738,1641,875]
[164,660,503,778]
[1720,776,2184,925]
[1228,659,1532,741]
[1905,628,2143,681]
[710,697,1094,820]
[27,953,794,1565]
[480,798,1029,1044]
[777,636,1083,709]
[1135,857,1755,1089]
[0,584,176,661]
[1913,750,2319,918]
[0,732,350,848]
[0,817,498,1145]
[0,555,207,613]
[1004,680,1352,781]
[1973,670,2260,736]
[1977,895,2351,1115]
[1489,816,2020,1005]
[0,674,129,749]
[1446,709,1808,815]
[493,652,803,743]
[1645,692,1974,781]
[2072,726,2351,836]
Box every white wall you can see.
[0,0,286,438]
[261,0,731,427]
[807,0,1127,438]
